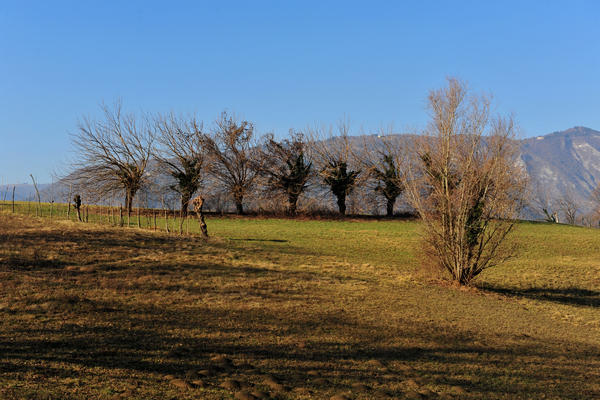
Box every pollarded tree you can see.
[203,112,260,215]
[322,160,360,215]
[358,132,408,216]
[258,131,312,215]
[406,78,526,285]
[310,120,361,216]
[154,113,205,217]
[69,101,155,217]
[372,154,404,217]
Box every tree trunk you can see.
[125,188,135,217]
[195,201,209,239]
[288,193,299,216]
[67,185,72,219]
[386,197,396,217]
[127,194,134,217]
[235,202,244,214]
[180,194,191,218]
[336,193,346,215]
[165,209,170,233]
[234,193,244,215]
[179,208,184,235]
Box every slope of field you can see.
[0,212,598,399]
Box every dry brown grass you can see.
[0,213,598,399]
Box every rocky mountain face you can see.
[520,126,600,215]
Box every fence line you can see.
[0,200,205,237]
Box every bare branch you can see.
[202,111,260,214]
[66,101,155,216]
[405,78,526,285]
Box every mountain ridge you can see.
[520,126,600,215]
[5,126,600,219]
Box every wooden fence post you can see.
[165,209,170,233]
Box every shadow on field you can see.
[1,214,599,399]
[229,238,289,243]
[0,229,307,271]
[481,285,600,308]
[0,301,598,399]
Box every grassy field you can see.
[0,205,599,399]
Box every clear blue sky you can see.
[1,1,599,183]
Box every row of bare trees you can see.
[66,79,527,285]
[67,103,409,218]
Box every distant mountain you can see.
[0,183,52,202]
[5,127,600,219]
[348,127,600,217]
[520,126,600,215]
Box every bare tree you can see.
[588,184,600,224]
[154,113,205,217]
[558,190,579,225]
[202,112,260,215]
[69,101,155,216]
[531,184,560,222]
[257,131,313,215]
[406,78,526,285]
[309,120,361,215]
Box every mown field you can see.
[0,204,599,399]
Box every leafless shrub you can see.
[558,190,579,225]
[531,184,560,222]
[406,78,526,285]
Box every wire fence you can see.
[0,200,206,236]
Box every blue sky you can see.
[1,1,599,183]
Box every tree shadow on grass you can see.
[228,238,289,243]
[1,301,598,399]
[1,215,599,399]
[0,224,365,288]
[480,284,600,308]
